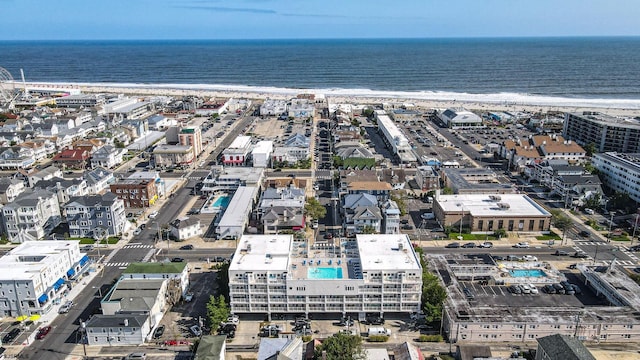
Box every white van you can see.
[367,327,391,336]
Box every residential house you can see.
[33,177,88,205]
[65,192,128,238]
[109,179,158,208]
[52,148,90,169]
[535,334,595,360]
[284,133,310,148]
[20,140,51,161]
[169,217,203,241]
[83,167,115,195]
[91,145,127,169]
[0,146,36,170]
[271,147,309,165]
[343,193,378,235]
[153,145,194,168]
[257,337,303,360]
[381,199,400,234]
[288,98,315,119]
[260,99,288,116]
[0,178,26,205]
[258,184,306,234]
[27,165,63,187]
[121,262,190,298]
[147,115,176,130]
[194,335,227,360]
[1,189,61,242]
[528,159,584,188]
[346,181,392,202]
[550,174,603,208]
[351,206,383,235]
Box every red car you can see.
[35,326,52,340]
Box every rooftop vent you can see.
[489,195,502,201]
[497,203,511,210]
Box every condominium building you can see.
[178,126,203,158]
[592,152,640,203]
[228,234,422,318]
[374,110,417,163]
[563,112,640,153]
[0,241,88,317]
[201,166,265,193]
[65,192,128,238]
[109,179,158,208]
[1,189,61,242]
[152,144,195,168]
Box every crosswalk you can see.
[602,259,636,266]
[104,262,130,267]
[122,244,155,249]
[573,241,608,246]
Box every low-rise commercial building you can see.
[229,234,422,318]
[109,179,158,208]
[437,108,483,129]
[201,166,264,193]
[216,186,258,240]
[375,110,417,163]
[0,241,88,317]
[153,144,194,168]
[433,194,551,233]
[222,135,252,166]
[169,217,203,241]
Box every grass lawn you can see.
[73,237,120,245]
[536,232,562,241]
[448,233,498,241]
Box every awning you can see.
[79,255,90,266]
[53,278,65,291]
[28,314,41,321]
[67,268,76,277]
[15,315,28,322]
[38,294,48,303]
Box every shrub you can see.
[417,334,443,342]
[301,335,312,342]
[367,335,389,342]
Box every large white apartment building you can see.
[374,110,417,163]
[0,241,88,317]
[229,234,422,319]
[563,112,640,153]
[592,152,640,203]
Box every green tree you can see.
[390,192,407,216]
[494,228,507,239]
[362,108,374,118]
[422,272,447,323]
[216,261,230,301]
[313,332,365,360]
[441,187,454,195]
[305,197,327,220]
[584,142,598,157]
[361,225,378,234]
[206,295,230,332]
[550,210,573,244]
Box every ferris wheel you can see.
[0,67,17,107]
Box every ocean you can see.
[1,37,640,106]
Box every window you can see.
[529,220,535,231]
[508,220,514,231]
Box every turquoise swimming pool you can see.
[308,267,343,279]
[510,269,547,278]
[212,196,230,208]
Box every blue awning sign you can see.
[67,268,76,277]
[53,278,65,290]
[38,294,48,303]
[79,255,90,266]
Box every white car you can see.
[421,213,435,220]
[133,228,142,236]
[529,284,539,294]
[522,255,538,262]
[513,242,530,248]
[148,211,159,219]
[190,325,202,337]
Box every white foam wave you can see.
[28,81,640,109]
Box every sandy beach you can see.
[25,82,640,117]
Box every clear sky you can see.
[1,0,639,40]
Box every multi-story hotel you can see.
[229,234,422,319]
[563,112,640,153]
[592,152,640,203]
[0,241,88,317]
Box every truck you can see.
[367,327,391,337]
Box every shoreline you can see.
[23,81,640,117]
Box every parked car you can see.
[528,284,539,294]
[445,242,461,248]
[190,325,202,337]
[543,284,556,294]
[463,287,475,299]
[179,245,194,250]
[59,300,73,314]
[629,245,640,252]
[184,293,194,302]
[153,325,165,339]
[133,227,142,236]
[461,242,476,248]
[522,255,538,262]
[554,250,569,256]
[35,326,52,340]
[3,328,21,343]
[513,242,529,248]
[479,242,493,248]
[171,257,185,263]
[148,211,159,219]
[509,285,522,294]
[552,283,566,294]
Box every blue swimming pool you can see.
[212,196,230,208]
[510,269,547,278]
[308,267,343,279]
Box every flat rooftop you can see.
[123,262,187,274]
[0,241,81,281]
[230,234,293,272]
[229,135,252,149]
[217,186,259,228]
[570,112,640,127]
[436,194,550,217]
[357,234,421,272]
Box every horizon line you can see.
[1,35,640,42]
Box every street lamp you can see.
[79,320,87,359]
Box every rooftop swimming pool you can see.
[510,269,547,278]
[308,267,343,280]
